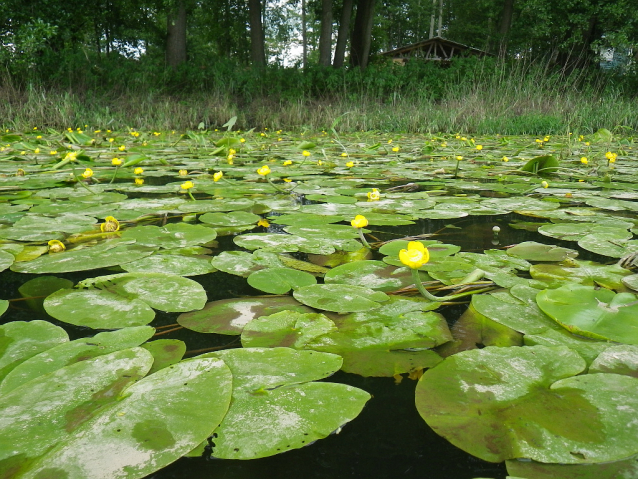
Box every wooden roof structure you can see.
[380,36,493,64]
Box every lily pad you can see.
[11,239,156,274]
[0,320,69,382]
[506,241,578,262]
[141,339,187,374]
[0,326,155,394]
[247,267,317,294]
[122,223,217,249]
[202,347,370,460]
[530,260,630,289]
[589,345,638,377]
[293,284,389,312]
[536,284,638,343]
[241,311,337,348]
[43,288,156,329]
[178,296,315,335]
[22,356,233,479]
[416,345,638,464]
[324,260,424,291]
[120,254,216,276]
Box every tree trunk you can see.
[333,0,353,67]
[498,0,515,57]
[302,0,308,67]
[166,0,187,68]
[349,0,375,69]
[319,0,333,66]
[248,0,266,66]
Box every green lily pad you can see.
[17,275,74,313]
[324,260,424,292]
[120,254,216,276]
[530,260,631,289]
[202,348,370,460]
[0,320,69,382]
[536,284,638,343]
[293,284,389,312]
[340,349,443,377]
[507,456,638,479]
[0,348,153,469]
[199,211,261,226]
[416,345,638,463]
[241,311,337,348]
[178,296,315,334]
[0,326,155,395]
[524,328,612,365]
[538,223,631,242]
[141,339,187,374]
[43,288,156,329]
[10,239,155,274]
[122,223,217,249]
[589,345,638,377]
[234,233,340,255]
[506,241,578,262]
[22,356,233,479]
[247,267,317,294]
[578,233,638,258]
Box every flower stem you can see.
[357,228,372,249]
[109,166,119,184]
[187,190,196,201]
[411,268,487,302]
[266,176,287,193]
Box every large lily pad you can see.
[202,348,370,460]
[0,320,69,382]
[122,223,217,249]
[416,345,638,464]
[247,267,317,294]
[536,284,638,343]
[11,239,156,274]
[241,311,337,348]
[506,241,578,262]
[293,284,389,312]
[178,296,315,334]
[0,348,154,470]
[324,260,423,292]
[21,356,233,479]
[0,326,155,394]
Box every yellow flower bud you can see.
[351,215,368,229]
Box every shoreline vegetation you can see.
[2,58,637,134]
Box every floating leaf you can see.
[120,254,216,276]
[122,223,217,249]
[0,326,155,394]
[530,260,630,289]
[416,345,638,463]
[202,348,370,460]
[23,356,233,479]
[293,284,389,312]
[506,241,578,262]
[537,284,638,343]
[178,296,314,335]
[0,348,153,469]
[247,267,317,294]
[241,311,337,348]
[589,345,638,377]
[11,240,155,274]
[44,288,156,329]
[0,320,68,382]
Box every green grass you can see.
[1,58,637,135]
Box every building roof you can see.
[380,36,492,62]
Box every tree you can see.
[319,0,333,65]
[333,0,354,67]
[349,0,375,69]
[166,0,187,68]
[248,0,266,65]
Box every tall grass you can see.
[1,56,636,134]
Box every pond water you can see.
[1,128,637,479]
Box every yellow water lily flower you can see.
[100,216,120,232]
[112,157,122,166]
[346,161,354,168]
[135,178,144,185]
[580,157,588,165]
[367,188,380,201]
[456,156,463,161]
[257,219,270,228]
[283,160,292,166]
[48,240,66,253]
[257,165,271,176]
[392,146,400,152]
[179,169,188,176]
[476,145,483,151]
[351,215,368,229]
[118,145,126,151]
[82,168,93,178]
[399,241,430,269]
[134,167,144,175]
[64,151,78,161]
[606,152,617,162]
[181,181,194,190]
[541,181,549,188]
[213,171,224,182]
[302,150,311,157]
